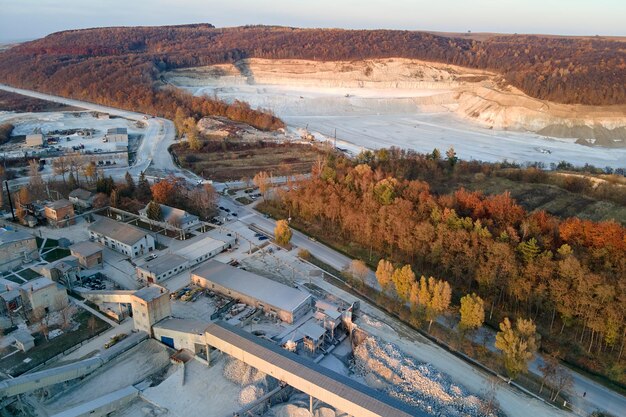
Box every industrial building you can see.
[191,260,312,324]
[136,253,189,283]
[174,235,234,266]
[18,277,69,314]
[152,317,209,353]
[44,199,75,228]
[139,203,200,231]
[0,228,38,272]
[38,256,81,289]
[68,188,94,210]
[69,241,103,269]
[89,216,155,258]
[105,127,128,142]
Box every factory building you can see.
[25,133,44,147]
[152,318,210,354]
[44,199,75,228]
[69,241,104,269]
[136,253,189,283]
[139,203,200,231]
[19,277,69,314]
[89,217,155,258]
[0,228,38,272]
[191,260,312,324]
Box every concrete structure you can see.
[44,199,75,228]
[136,253,188,283]
[0,287,22,316]
[89,217,155,258]
[14,331,35,352]
[90,151,128,168]
[192,261,312,324]
[49,386,139,417]
[205,321,422,417]
[139,203,200,231]
[130,286,171,335]
[152,318,209,354]
[174,235,232,266]
[39,256,81,289]
[0,228,38,272]
[69,241,103,269]
[19,277,68,314]
[25,133,44,147]
[105,127,128,143]
[68,188,94,209]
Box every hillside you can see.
[167,58,626,143]
[0,25,624,122]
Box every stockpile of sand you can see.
[353,336,496,417]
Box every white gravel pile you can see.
[223,357,279,406]
[353,336,496,417]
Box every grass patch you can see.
[236,196,254,205]
[43,248,71,262]
[172,140,326,182]
[0,309,110,376]
[17,268,41,280]
[43,238,60,248]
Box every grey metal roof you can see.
[140,203,198,226]
[192,260,311,314]
[206,321,425,417]
[175,236,226,261]
[0,228,35,246]
[20,277,55,292]
[68,188,93,201]
[88,217,148,246]
[153,317,210,335]
[69,241,103,257]
[132,285,167,302]
[46,199,73,210]
[137,253,187,276]
[107,127,127,135]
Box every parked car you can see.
[258,236,269,241]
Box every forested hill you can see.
[0,25,625,109]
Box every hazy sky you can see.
[0,0,624,42]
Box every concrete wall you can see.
[45,205,75,228]
[131,292,171,335]
[72,251,103,269]
[153,327,205,352]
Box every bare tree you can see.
[52,156,70,184]
[87,316,98,336]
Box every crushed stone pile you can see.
[353,336,497,417]
[223,357,279,406]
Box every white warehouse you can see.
[89,217,155,258]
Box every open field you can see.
[171,141,325,182]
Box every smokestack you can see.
[4,181,15,221]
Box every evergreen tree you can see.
[146,200,162,221]
[137,172,152,202]
[125,172,135,194]
[67,172,77,190]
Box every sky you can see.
[0,0,624,42]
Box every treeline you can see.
[0,123,13,145]
[268,150,625,382]
[0,25,625,105]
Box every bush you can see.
[297,248,311,260]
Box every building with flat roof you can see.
[89,217,155,258]
[136,253,188,283]
[152,318,210,354]
[130,285,170,335]
[174,235,233,266]
[139,203,200,231]
[19,277,68,314]
[191,260,312,324]
[69,241,103,269]
[38,256,81,289]
[0,228,38,272]
[44,199,75,228]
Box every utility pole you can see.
[4,180,15,221]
